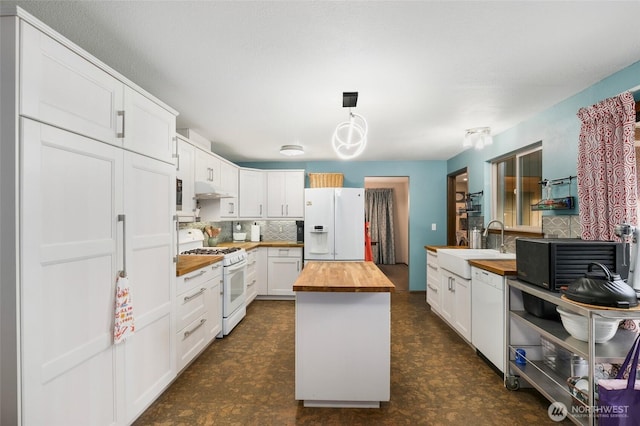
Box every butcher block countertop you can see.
[176,255,223,277]
[293,261,395,293]
[467,259,517,276]
[425,245,468,252]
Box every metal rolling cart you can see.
[504,278,640,425]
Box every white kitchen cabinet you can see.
[256,247,269,296]
[176,262,222,372]
[267,247,303,297]
[20,119,177,425]
[440,269,471,342]
[219,160,239,218]
[246,248,259,305]
[20,21,176,164]
[239,168,265,218]
[2,10,178,426]
[266,170,305,218]
[176,136,196,221]
[195,147,221,187]
[426,250,441,315]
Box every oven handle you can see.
[226,259,247,273]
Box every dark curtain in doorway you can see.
[365,189,396,264]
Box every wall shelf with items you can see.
[465,191,483,215]
[531,176,576,211]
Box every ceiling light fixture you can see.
[463,127,493,150]
[332,92,367,160]
[280,144,304,156]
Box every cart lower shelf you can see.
[507,358,593,425]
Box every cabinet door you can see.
[239,169,265,218]
[195,148,221,186]
[20,119,123,426]
[256,248,269,295]
[122,151,176,422]
[205,264,223,343]
[123,88,176,164]
[20,21,124,146]
[177,139,196,220]
[219,161,239,218]
[267,248,302,297]
[452,276,471,341]
[266,171,286,217]
[284,171,305,217]
[440,270,455,325]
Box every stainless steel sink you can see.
[437,249,516,279]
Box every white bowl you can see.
[233,232,246,241]
[556,306,620,343]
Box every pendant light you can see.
[332,92,367,159]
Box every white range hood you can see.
[194,181,236,199]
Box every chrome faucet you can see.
[484,220,506,253]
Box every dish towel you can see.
[113,275,135,344]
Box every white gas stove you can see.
[178,229,248,335]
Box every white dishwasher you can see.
[471,266,505,373]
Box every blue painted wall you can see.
[448,60,640,216]
[240,59,640,291]
[240,161,447,291]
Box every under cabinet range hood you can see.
[194,181,236,199]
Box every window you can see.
[492,145,542,229]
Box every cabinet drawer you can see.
[176,286,207,331]
[177,263,221,294]
[177,315,207,371]
[268,247,301,257]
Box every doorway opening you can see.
[364,176,409,291]
[447,168,468,246]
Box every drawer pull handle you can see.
[184,288,206,302]
[185,270,207,280]
[184,318,206,338]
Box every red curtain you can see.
[577,91,637,240]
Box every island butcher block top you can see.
[293,261,395,293]
[176,255,223,276]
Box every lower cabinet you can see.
[265,247,303,297]
[246,248,258,305]
[440,269,471,342]
[176,262,222,372]
[425,250,441,314]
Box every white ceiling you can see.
[5,1,640,162]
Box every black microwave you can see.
[516,238,628,292]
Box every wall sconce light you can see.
[332,92,368,159]
[463,127,492,150]
[280,144,304,156]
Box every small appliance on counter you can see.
[516,238,628,292]
[296,220,304,244]
[250,222,260,242]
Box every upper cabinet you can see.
[20,21,177,164]
[176,136,196,222]
[239,168,265,218]
[195,148,221,188]
[219,161,239,218]
[266,170,304,218]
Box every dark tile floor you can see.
[134,265,568,425]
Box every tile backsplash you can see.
[542,215,581,238]
[182,220,299,242]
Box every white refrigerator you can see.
[304,188,365,261]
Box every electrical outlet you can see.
[279,226,283,232]
[431,223,437,231]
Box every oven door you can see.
[223,259,247,317]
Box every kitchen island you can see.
[293,261,395,408]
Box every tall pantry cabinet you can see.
[1,8,179,425]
